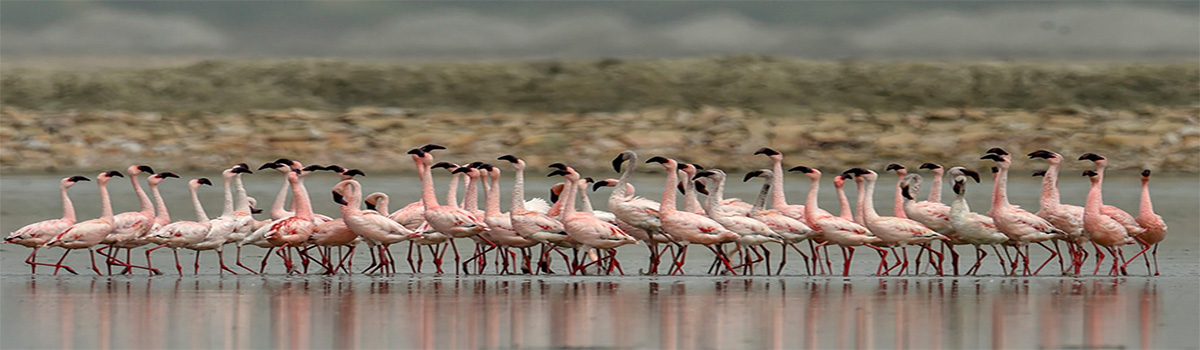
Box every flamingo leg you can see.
[50,250,78,275]
[945,242,960,276]
[233,246,256,274]
[842,246,855,277]
[864,243,888,276]
[1032,241,1060,275]
[1121,237,1152,273]
[98,246,161,275]
[990,245,1007,275]
[1092,243,1106,275]
[671,245,689,275]
[217,249,238,275]
[259,247,275,274]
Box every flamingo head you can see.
[97,170,124,183]
[127,164,155,176]
[1032,170,1046,177]
[611,151,636,173]
[900,174,922,200]
[1078,152,1106,163]
[547,163,568,171]
[1082,170,1100,182]
[432,162,459,172]
[592,178,618,191]
[845,168,875,182]
[190,178,213,189]
[753,147,783,161]
[946,167,980,183]
[498,154,525,169]
[692,169,725,181]
[885,163,907,175]
[549,183,566,203]
[1141,169,1152,183]
[743,169,772,182]
[833,173,849,188]
[919,163,944,176]
[694,180,710,195]
[1027,150,1061,163]
[62,175,91,187]
[644,156,672,170]
[247,197,262,214]
[981,153,1008,164]
[148,172,179,186]
[788,165,822,180]
[986,147,1009,156]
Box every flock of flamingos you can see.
[4,145,1168,277]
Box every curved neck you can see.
[486,176,502,216]
[234,174,251,212]
[341,182,363,217]
[150,182,170,224]
[60,184,77,223]
[220,175,235,217]
[892,175,907,218]
[615,156,636,199]
[190,185,208,223]
[130,173,154,215]
[417,159,440,208]
[270,176,291,220]
[835,182,853,221]
[289,175,313,220]
[463,174,479,212]
[804,176,821,226]
[1039,162,1063,209]
[863,177,881,220]
[770,157,787,209]
[511,164,526,211]
[659,162,679,213]
[1140,179,1154,215]
[928,170,943,203]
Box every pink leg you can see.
[1032,242,1060,275]
[51,250,78,275]
[1092,243,1106,275]
[217,249,238,275]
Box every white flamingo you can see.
[4,175,89,273]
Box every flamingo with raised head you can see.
[1131,170,1167,275]
[141,172,178,271]
[1027,150,1088,273]
[1081,169,1137,275]
[408,146,488,274]
[481,164,539,274]
[788,166,888,276]
[43,171,125,275]
[499,154,571,274]
[982,148,1066,275]
[944,167,1009,275]
[884,164,910,219]
[549,166,638,275]
[263,169,319,273]
[848,168,949,275]
[1079,153,1146,239]
[306,167,367,274]
[4,175,89,273]
[900,171,959,274]
[334,179,422,275]
[186,167,252,275]
[743,170,816,275]
[101,165,157,273]
[645,156,740,275]
[694,169,784,275]
[150,177,214,275]
[594,153,673,274]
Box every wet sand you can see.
[2,173,1197,348]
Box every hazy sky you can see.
[1,1,1197,60]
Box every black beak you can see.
[839,173,853,180]
[753,147,779,156]
[547,169,570,177]
[1078,153,1104,162]
[548,163,568,170]
[324,165,346,173]
[137,165,155,173]
[250,207,263,214]
[918,163,940,170]
[1142,169,1151,177]
[158,172,180,179]
[1027,150,1056,159]
[694,181,709,195]
[197,178,213,186]
[611,154,626,173]
[1032,170,1046,177]
[406,149,425,156]
[344,169,366,177]
[106,170,125,178]
[692,171,715,180]
[690,164,705,170]
[420,144,446,152]
[844,168,869,176]
[452,167,472,174]
[498,155,519,164]
[258,162,282,170]
[1082,170,1098,177]
[788,166,813,173]
[332,191,348,205]
[302,165,326,172]
[645,156,669,164]
[274,158,294,165]
[592,181,608,192]
[985,147,1009,156]
[365,201,377,211]
[68,176,91,182]
[235,163,250,170]
[981,154,1004,162]
[232,167,253,174]
[991,167,999,174]
[743,170,764,182]
[885,163,904,171]
[431,162,457,170]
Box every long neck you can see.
[270,176,291,220]
[220,175,235,217]
[151,182,170,224]
[614,156,636,199]
[682,171,702,213]
[892,175,907,218]
[131,174,154,215]
[1085,179,1103,215]
[511,164,526,211]
[445,173,460,209]
[770,157,787,208]
[863,177,881,220]
[703,177,727,217]
[486,176,502,216]
[1137,178,1156,214]
[835,183,853,221]
[418,160,440,208]
[98,180,114,220]
[660,163,679,213]
[463,175,479,212]
[235,174,251,212]
[547,182,567,217]
[578,182,597,213]
[290,176,313,220]
[928,170,943,203]
[752,181,770,212]
[951,184,969,217]
[1039,162,1063,209]
[190,185,208,223]
[60,184,76,223]
[993,164,1011,209]
[855,180,867,225]
[804,176,820,225]
[563,178,579,218]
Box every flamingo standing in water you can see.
[306,166,367,274]
[847,168,949,275]
[480,164,539,274]
[645,156,740,275]
[186,167,252,274]
[1079,154,1147,237]
[907,164,961,274]
[1027,150,1088,273]
[754,148,833,273]
[150,177,214,275]
[498,154,571,274]
[1081,169,1137,275]
[944,167,1009,275]
[4,175,89,273]
[982,148,1065,275]
[408,146,488,274]
[263,169,319,273]
[334,179,422,275]
[226,163,262,274]
[743,169,816,275]
[832,173,854,221]
[884,164,910,219]
[592,175,672,274]
[141,172,179,272]
[788,166,888,276]
[101,165,158,274]
[549,166,638,275]
[43,171,124,275]
[694,169,784,275]
[1131,170,1167,275]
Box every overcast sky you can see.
[1,1,1196,61]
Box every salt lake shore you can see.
[1,106,1196,173]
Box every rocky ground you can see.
[2,106,1196,174]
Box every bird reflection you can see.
[0,276,1176,349]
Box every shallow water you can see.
[2,172,1198,349]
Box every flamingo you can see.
[43,171,125,275]
[480,164,539,274]
[190,166,254,275]
[239,160,328,272]
[1079,153,1147,239]
[595,152,674,274]
[788,166,888,276]
[549,166,638,275]
[901,170,959,274]
[333,179,422,275]
[592,179,670,273]
[846,168,949,275]
[408,146,488,274]
[101,165,158,274]
[1081,169,1138,275]
[832,173,854,221]
[743,169,816,275]
[226,163,262,273]
[982,148,1066,275]
[1027,150,1088,273]
[645,156,740,275]
[754,148,832,271]
[498,154,571,274]
[884,164,910,219]
[263,169,319,273]
[4,175,90,273]
[944,167,1009,275]
[141,172,179,272]
[678,163,709,215]
[1131,170,1168,275]
[694,169,784,275]
[150,177,214,275]
[306,167,367,274]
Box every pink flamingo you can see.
[743,169,816,275]
[239,160,327,273]
[549,166,638,274]
[944,167,1009,275]
[1131,170,1167,275]
[333,179,422,275]
[263,169,318,273]
[498,154,572,274]
[43,171,124,275]
[884,164,909,219]
[481,164,539,274]
[141,172,179,271]
[694,169,784,275]
[645,156,740,275]
[101,165,157,273]
[756,148,833,272]
[788,166,888,276]
[408,146,488,274]
[909,163,961,274]
[1027,150,1089,273]
[226,163,262,273]
[833,173,854,221]
[1079,153,1147,239]
[4,175,89,273]
[847,168,948,275]
[982,148,1065,275]
[595,152,674,274]
[1081,169,1137,275]
[149,177,214,275]
[306,167,368,274]
[185,167,252,275]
